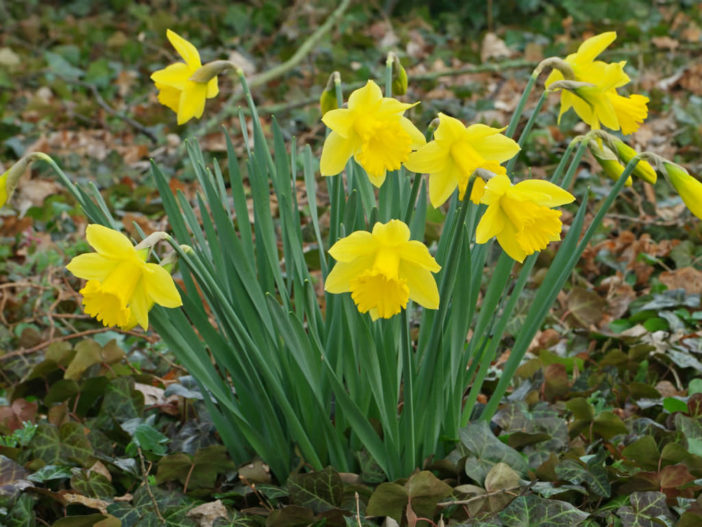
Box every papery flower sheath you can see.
[664,162,702,220]
[545,32,648,134]
[66,225,182,330]
[404,113,520,208]
[476,174,575,263]
[325,220,440,320]
[151,29,219,125]
[320,80,425,187]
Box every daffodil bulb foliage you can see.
[66,225,183,330]
[320,80,426,187]
[325,220,440,320]
[151,30,219,125]
[476,174,576,263]
[545,32,648,135]
[404,113,521,208]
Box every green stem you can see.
[400,310,415,474]
[403,173,423,225]
[506,91,547,174]
[504,73,537,139]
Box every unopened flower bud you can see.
[320,72,339,117]
[391,55,408,96]
[609,138,657,184]
[589,141,632,187]
[663,162,702,220]
[0,152,53,209]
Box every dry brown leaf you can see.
[481,32,512,63]
[186,500,229,527]
[659,267,702,295]
[651,36,679,50]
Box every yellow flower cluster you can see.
[142,29,701,322]
[545,32,648,135]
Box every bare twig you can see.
[137,445,165,523]
[193,0,352,139]
[0,327,156,360]
[437,486,523,507]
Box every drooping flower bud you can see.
[609,138,657,184]
[588,141,632,187]
[663,162,702,219]
[0,152,53,209]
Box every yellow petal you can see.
[328,231,375,262]
[469,130,521,164]
[206,77,219,99]
[129,283,151,331]
[497,222,528,263]
[144,264,183,308]
[320,131,355,176]
[428,164,459,209]
[399,262,439,310]
[575,32,617,65]
[400,116,426,148]
[322,108,355,137]
[511,180,575,207]
[66,253,120,281]
[480,173,511,205]
[86,224,136,259]
[470,176,486,205]
[404,141,449,175]
[400,241,441,272]
[151,62,190,88]
[372,219,410,245]
[476,203,506,244]
[434,113,467,142]
[155,83,181,113]
[544,68,564,89]
[348,80,383,111]
[177,82,208,124]
[324,257,374,293]
[166,29,202,70]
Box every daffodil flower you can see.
[664,162,702,220]
[476,174,575,263]
[546,32,648,135]
[151,30,219,125]
[320,80,425,187]
[404,113,520,208]
[66,225,183,330]
[325,220,440,320]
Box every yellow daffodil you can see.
[476,174,575,263]
[325,219,440,320]
[320,80,425,187]
[404,113,520,208]
[546,32,648,134]
[664,162,702,219]
[151,29,219,125]
[66,225,182,330]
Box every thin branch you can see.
[0,327,155,360]
[193,0,352,138]
[437,486,523,507]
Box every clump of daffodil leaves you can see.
[4,29,698,483]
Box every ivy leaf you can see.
[616,491,674,527]
[107,485,197,527]
[0,455,32,498]
[554,458,610,498]
[287,466,344,513]
[70,469,115,498]
[499,495,589,526]
[460,421,528,484]
[28,422,94,467]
